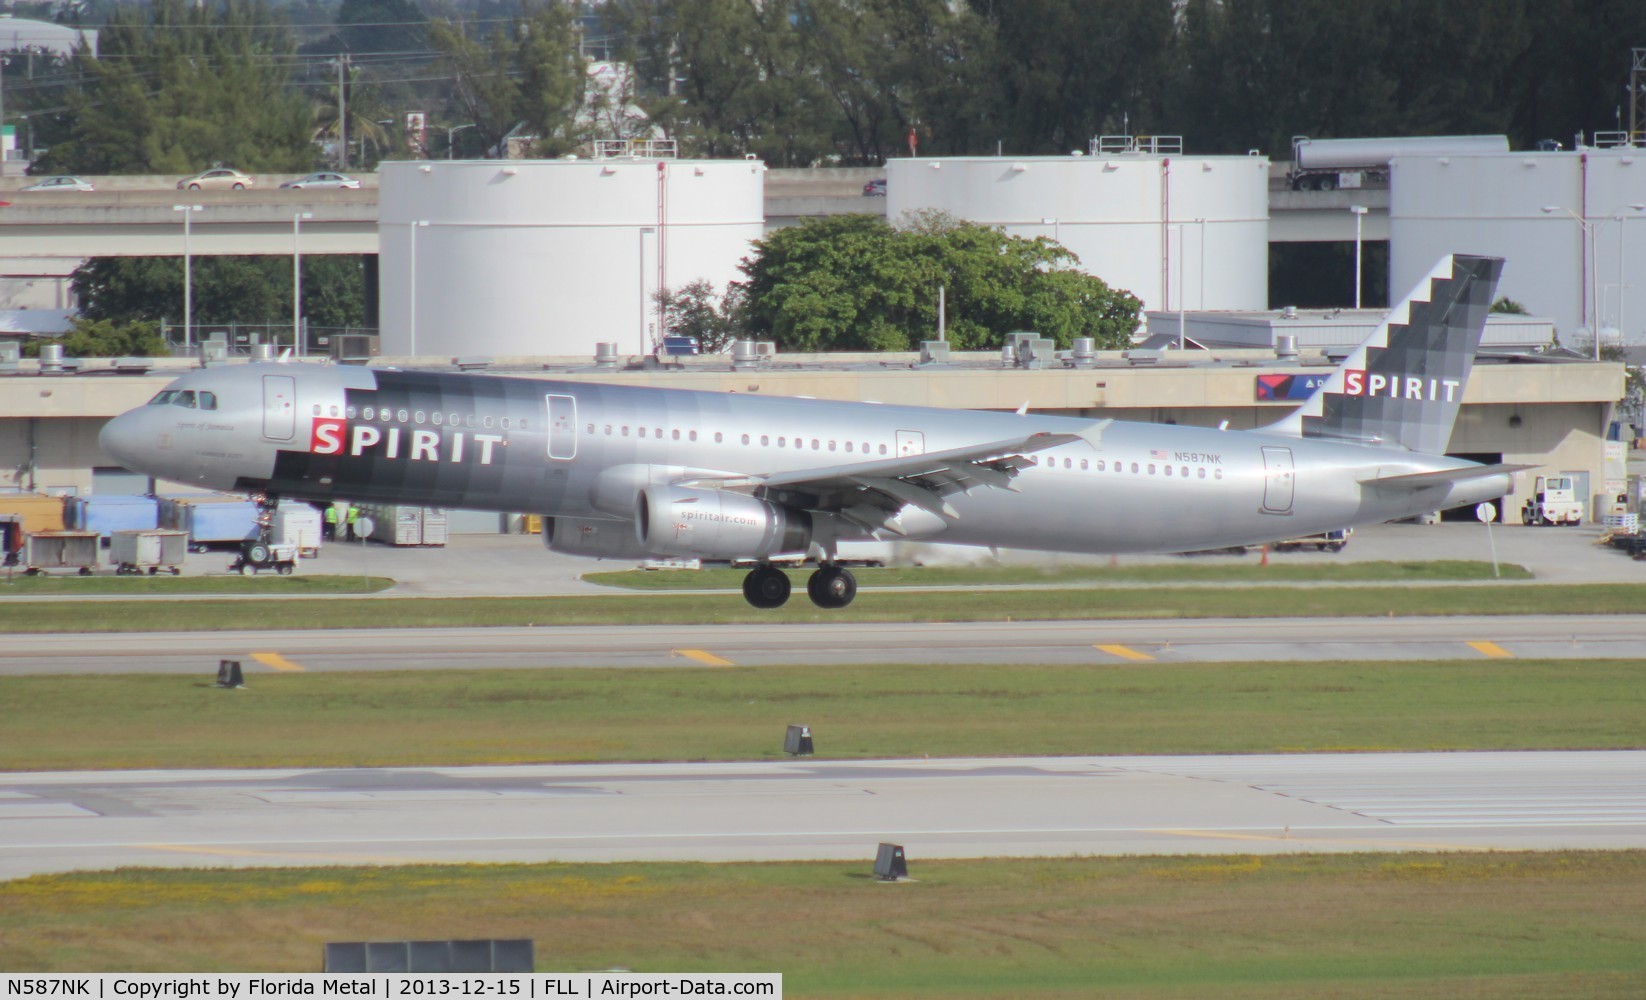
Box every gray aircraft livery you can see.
[101,253,1516,608]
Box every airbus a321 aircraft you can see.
[101,253,1517,609]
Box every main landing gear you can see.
[741,564,857,610]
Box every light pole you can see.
[172,205,203,353]
[1169,223,1187,348]
[447,123,476,160]
[1349,205,1367,309]
[1542,204,1639,359]
[293,211,313,355]
[407,220,429,357]
[1040,217,1060,244]
[1195,217,1206,310]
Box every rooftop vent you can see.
[1275,334,1299,359]
[593,343,621,369]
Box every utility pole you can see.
[336,56,349,171]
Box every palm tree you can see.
[310,65,394,170]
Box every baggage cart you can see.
[23,530,101,576]
[110,529,188,575]
[273,502,323,557]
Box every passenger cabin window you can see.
[714,432,723,443]
[365,407,376,420]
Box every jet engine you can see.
[543,516,651,560]
[637,485,811,559]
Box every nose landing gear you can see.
[738,563,858,609]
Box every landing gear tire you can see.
[807,565,857,609]
[246,542,271,565]
[742,566,791,609]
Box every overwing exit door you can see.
[1261,446,1294,514]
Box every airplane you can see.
[100,253,1518,609]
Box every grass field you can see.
[4,853,1644,996]
[585,559,1533,590]
[2,582,1644,633]
[0,574,394,596]
[4,660,1642,771]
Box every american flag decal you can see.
[1150,449,1167,460]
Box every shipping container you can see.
[66,495,160,539]
[273,502,323,557]
[159,495,259,550]
[356,504,448,546]
[0,493,67,534]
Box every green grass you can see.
[1,583,1643,633]
[3,660,1642,771]
[586,559,1533,590]
[4,854,1645,997]
[0,574,394,596]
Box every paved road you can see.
[4,615,1643,675]
[2,752,1641,879]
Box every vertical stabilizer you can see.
[1265,254,1503,454]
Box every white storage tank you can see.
[378,157,766,358]
[1390,148,1646,347]
[885,152,1270,315]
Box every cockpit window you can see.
[174,390,197,408]
[149,390,178,405]
[198,391,217,410]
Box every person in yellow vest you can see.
[345,504,361,542]
[322,503,338,541]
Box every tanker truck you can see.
[1288,135,1510,190]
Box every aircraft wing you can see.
[683,421,1111,535]
[1359,463,1533,491]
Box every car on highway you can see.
[280,171,361,190]
[21,175,94,192]
[177,167,255,191]
[863,178,887,196]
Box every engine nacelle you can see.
[638,485,811,560]
[543,516,650,560]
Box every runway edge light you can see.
[214,659,244,689]
[784,724,813,756]
[874,843,908,881]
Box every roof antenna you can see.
[277,347,293,363]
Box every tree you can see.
[735,213,1141,352]
[23,317,165,358]
[655,279,740,353]
[429,2,587,157]
[71,255,369,329]
[38,0,313,175]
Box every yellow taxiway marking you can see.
[1467,641,1513,659]
[143,843,406,865]
[675,648,734,667]
[1153,829,1490,851]
[251,651,306,672]
[1094,643,1155,662]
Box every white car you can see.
[280,172,361,190]
[21,175,94,192]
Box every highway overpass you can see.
[0,168,1382,259]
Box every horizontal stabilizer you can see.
[1360,463,1533,491]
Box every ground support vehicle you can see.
[1271,528,1353,552]
[111,529,187,575]
[22,530,100,576]
[1520,476,1584,526]
[229,540,298,575]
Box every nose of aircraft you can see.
[98,409,146,472]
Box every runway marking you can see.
[1094,644,1155,661]
[1467,641,1513,659]
[141,843,410,865]
[674,648,734,667]
[251,651,306,672]
[1152,829,1487,851]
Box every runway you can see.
[4,614,1644,674]
[2,752,1643,879]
